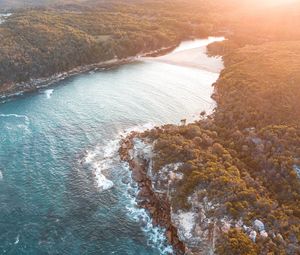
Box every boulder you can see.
[260,230,268,238]
[254,219,265,232]
[249,230,257,242]
[221,222,231,233]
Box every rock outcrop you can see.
[119,133,185,254]
[119,132,279,255]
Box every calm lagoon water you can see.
[0,37,223,255]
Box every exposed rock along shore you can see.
[119,132,217,255]
[118,130,274,255]
[119,132,186,255]
[0,44,177,102]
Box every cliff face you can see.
[120,122,300,254]
[120,134,251,255]
[120,134,186,254]
[140,141,220,255]
[119,135,246,254]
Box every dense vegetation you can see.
[1,0,299,94]
[139,4,300,253]
[0,0,218,93]
[216,229,258,255]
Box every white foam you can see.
[122,122,155,135]
[0,170,3,180]
[0,113,30,124]
[122,162,173,254]
[95,170,114,190]
[14,235,19,245]
[44,89,54,99]
[82,123,174,252]
[0,114,30,133]
[83,139,120,191]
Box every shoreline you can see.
[0,44,177,103]
[119,132,186,255]
[1,36,226,253]
[116,37,226,254]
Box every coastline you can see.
[0,44,177,103]
[119,132,186,255]
[114,39,300,255]
[0,36,226,253]
[116,37,226,254]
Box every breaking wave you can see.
[121,123,173,254]
[82,140,118,191]
[123,163,173,255]
[0,113,30,124]
[44,89,54,99]
[0,113,31,134]
[80,122,173,253]
[81,123,155,192]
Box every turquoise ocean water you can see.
[0,37,223,255]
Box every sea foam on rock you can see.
[120,134,185,254]
[123,162,173,255]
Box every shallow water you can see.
[0,37,223,254]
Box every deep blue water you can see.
[0,38,223,255]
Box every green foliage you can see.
[216,229,258,255]
[0,1,217,91]
[214,42,300,129]
[142,33,300,254]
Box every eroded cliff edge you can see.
[120,132,186,254]
[119,128,269,255]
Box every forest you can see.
[0,0,219,93]
[1,0,299,94]
[141,40,300,253]
[137,1,300,254]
